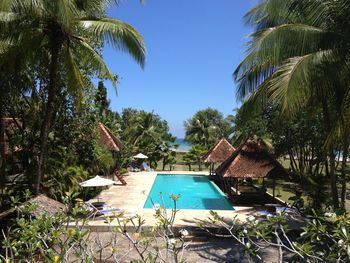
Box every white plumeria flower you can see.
[245,241,251,248]
[338,239,344,245]
[153,203,161,210]
[324,212,336,218]
[179,229,189,237]
[167,238,177,246]
[247,215,255,222]
[243,228,248,234]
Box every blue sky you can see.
[103,0,258,138]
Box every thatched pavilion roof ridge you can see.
[215,139,286,178]
[202,138,236,163]
[98,122,125,151]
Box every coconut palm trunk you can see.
[35,36,61,194]
[340,134,348,208]
[322,99,339,209]
[0,94,5,199]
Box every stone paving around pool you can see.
[86,171,262,230]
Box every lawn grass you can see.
[156,152,209,172]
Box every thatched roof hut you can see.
[216,139,286,179]
[202,138,236,163]
[98,123,124,151]
[0,194,65,219]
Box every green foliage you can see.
[234,0,350,208]
[118,108,175,169]
[230,106,271,148]
[298,212,350,261]
[44,166,88,201]
[2,195,189,262]
[200,210,350,262]
[92,144,115,176]
[182,145,207,171]
[0,0,146,194]
[184,108,231,149]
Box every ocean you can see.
[173,138,192,152]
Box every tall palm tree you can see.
[234,0,350,208]
[0,0,146,193]
[184,108,230,148]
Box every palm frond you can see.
[75,40,117,86]
[54,0,80,30]
[74,0,107,15]
[0,0,11,12]
[64,47,85,102]
[0,11,22,22]
[248,24,327,62]
[80,18,146,68]
[235,23,333,100]
[244,0,292,29]
[240,50,335,117]
[10,0,45,17]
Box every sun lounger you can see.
[257,210,274,218]
[84,202,122,218]
[276,206,296,214]
[98,207,122,217]
[141,162,153,171]
[99,208,121,214]
[130,163,141,172]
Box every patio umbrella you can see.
[79,175,115,187]
[133,153,148,159]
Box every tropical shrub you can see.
[1,194,190,263]
[199,210,350,262]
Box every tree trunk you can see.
[35,37,61,194]
[340,134,349,209]
[162,157,166,171]
[321,99,339,209]
[0,95,6,200]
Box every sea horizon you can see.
[173,138,192,152]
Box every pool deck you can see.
[85,171,273,231]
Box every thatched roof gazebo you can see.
[98,123,124,152]
[202,138,235,175]
[0,194,65,220]
[215,139,287,198]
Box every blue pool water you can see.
[143,174,234,210]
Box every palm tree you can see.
[0,0,146,193]
[184,108,230,148]
[157,141,177,171]
[129,112,160,149]
[234,0,350,208]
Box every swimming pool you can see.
[143,174,234,210]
